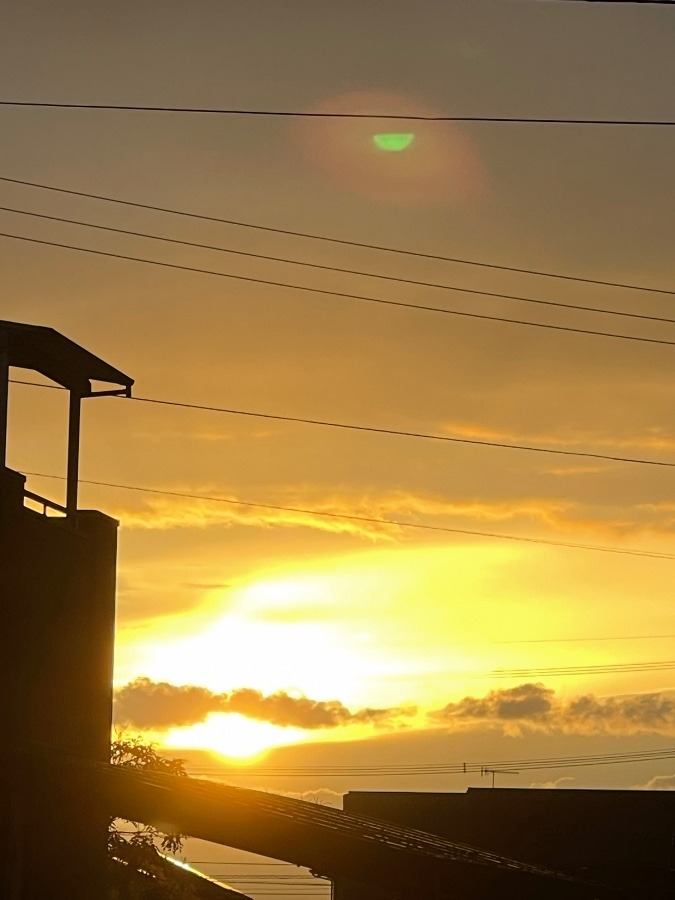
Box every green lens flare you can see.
[372,133,415,152]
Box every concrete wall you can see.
[0,467,119,899]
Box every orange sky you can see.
[3,0,675,803]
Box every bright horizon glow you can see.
[116,543,523,709]
[372,132,415,151]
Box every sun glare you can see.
[163,713,307,762]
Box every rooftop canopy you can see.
[0,319,133,395]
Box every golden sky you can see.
[3,0,675,798]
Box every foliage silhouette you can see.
[108,734,194,899]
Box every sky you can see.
[3,4,675,886]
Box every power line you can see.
[3,204,673,327]
[11,377,675,471]
[21,470,675,560]
[491,659,675,677]
[2,100,674,125]
[182,746,675,777]
[495,633,675,644]
[3,231,675,348]
[2,175,671,296]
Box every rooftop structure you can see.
[0,319,133,512]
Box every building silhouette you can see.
[337,787,675,898]
[0,320,133,898]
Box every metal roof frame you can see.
[0,320,133,512]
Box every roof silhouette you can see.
[0,319,133,394]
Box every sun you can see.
[162,713,307,763]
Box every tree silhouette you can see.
[108,734,193,899]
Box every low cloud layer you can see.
[430,683,675,736]
[115,678,675,740]
[114,677,416,731]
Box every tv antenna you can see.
[480,766,520,788]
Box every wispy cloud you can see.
[103,484,675,548]
[105,488,578,539]
[640,774,675,790]
[107,493,400,540]
[528,776,575,789]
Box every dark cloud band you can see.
[114,677,416,731]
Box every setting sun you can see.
[163,713,307,762]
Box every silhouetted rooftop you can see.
[0,319,133,395]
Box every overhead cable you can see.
[2,204,673,326]
[21,470,675,560]
[11,377,675,470]
[491,659,675,677]
[1,175,671,296]
[2,231,674,348]
[495,633,675,644]
[1,100,674,125]
[183,746,675,777]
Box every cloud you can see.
[114,679,225,730]
[115,678,675,740]
[277,788,344,808]
[429,684,675,737]
[107,493,402,541]
[114,677,416,731]
[104,486,587,541]
[640,774,675,790]
[104,477,675,548]
[430,683,554,724]
[564,692,675,733]
[529,776,575,789]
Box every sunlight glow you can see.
[163,713,306,761]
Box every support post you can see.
[66,391,82,515]
[0,337,8,468]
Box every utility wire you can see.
[491,659,675,677]
[495,633,675,644]
[2,175,671,296]
[3,231,675,348]
[182,746,675,777]
[3,204,673,326]
[21,470,675,560]
[11,377,675,470]
[2,100,674,125]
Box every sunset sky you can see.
[3,0,675,847]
